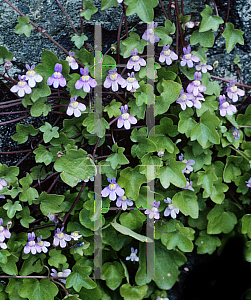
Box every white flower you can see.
[164,198,179,219]
[126,247,139,262]
[70,231,82,241]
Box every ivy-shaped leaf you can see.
[37,192,65,216]
[190,30,215,48]
[33,145,53,166]
[155,19,176,46]
[121,32,147,58]
[199,5,224,32]
[71,33,88,49]
[19,279,58,300]
[222,23,244,53]
[19,173,39,204]
[104,99,122,118]
[120,283,148,300]
[30,97,51,117]
[39,122,59,143]
[125,0,159,22]
[172,190,199,219]
[3,200,22,218]
[83,113,109,138]
[15,16,33,37]
[80,0,98,20]
[48,249,67,268]
[106,143,129,170]
[12,124,39,144]
[101,0,118,10]
[16,206,35,228]
[31,79,51,102]
[66,265,96,292]
[195,230,221,254]
[101,262,125,290]
[0,46,13,64]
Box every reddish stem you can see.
[0,114,30,126]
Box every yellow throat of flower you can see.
[58,232,64,239]
[121,195,127,200]
[110,73,117,81]
[109,183,116,190]
[164,50,170,56]
[132,55,139,61]
[82,75,90,81]
[185,53,191,59]
[122,113,129,120]
[231,85,237,92]
[72,102,78,108]
[18,81,25,87]
[27,70,34,76]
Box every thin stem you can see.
[159,0,168,19]
[211,75,251,89]
[169,0,172,20]
[174,0,184,50]
[0,73,17,83]
[0,110,29,115]
[181,0,184,15]
[0,101,23,109]
[56,0,80,36]
[117,13,125,69]
[0,98,22,105]
[0,149,33,154]
[228,145,250,162]
[15,151,33,167]
[51,278,69,295]
[111,90,127,104]
[46,174,61,193]
[108,116,120,127]
[62,182,87,226]
[92,138,101,158]
[27,223,56,232]
[31,172,59,189]
[122,3,129,37]
[215,0,230,41]
[212,0,219,16]
[0,114,30,126]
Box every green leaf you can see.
[12,124,39,144]
[111,222,152,243]
[222,23,244,53]
[66,265,96,292]
[134,81,154,106]
[5,278,24,300]
[178,108,197,138]
[190,30,215,47]
[37,192,64,216]
[223,156,243,183]
[201,71,221,97]
[16,207,35,228]
[121,32,147,58]
[117,166,147,200]
[19,254,45,276]
[19,279,58,300]
[155,80,182,116]
[104,99,122,118]
[83,113,109,138]
[172,190,199,218]
[71,33,88,49]
[15,16,33,37]
[124,0,159,22]
[158,160,187,189]
[19,173,38,204]
[207,205,238,234]
[0,255,18,275]
[196,95,218,117]
[0,250,10,264]
[0,164,19,184]
[242,214,251,238]
[237,105,251,137]
[197,166,218,195]
[199,5,224,32]
[80,0,98,20]
[101,0,118,10]
[39,122,59,143]
[155,20,176,46]
[233,54,241,68]
[120,283,148,300]
[106,143,129,170]
[33,145,53,166]
[48,249,67,268]
[195,230,221,254]
[190,110,220,149]
[3,200,22,218]
[101,262,125,290]
[191,46,208,63]
[0,46,13,64]
[31,80,51,102]
[208,178,229,204]
[119,210,146,231]
[30,97,51,117]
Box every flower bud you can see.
[213,60,219,70]
[171,3,175,9]
[158,150,164,157]
[4,61,13,70]
[185,21,195,29]
[111,45,116,53]
[6,221,12,230]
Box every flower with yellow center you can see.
[185,53,192,59]
[71,231,82,240]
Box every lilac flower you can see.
[51,269,71,284]
[25,64,43,87]
[144,200,160,219]
[116,195,133,210]
[121,72,140,91]
[176,89,194,110]
[180,46,200,68]
[117,0,123,3]
[0,178,7,191]
[117,105,137,130]
[70,231,82,241]
[0,242,7,249]
[66,51,78,70]
[47,212,59,223]
[164,198,179,219]
[47,63,66,88]
[75,67,97,92]
[246,178,251,188]
[104,67,126,92]
[142,22,160,44]
[185,21,195,29]
[226,80,245,102]
[101,177,125,200]
[195,61,213,74]
[182,179,194,191]
[218,95,237,117]
[37,236,50,253]
[126,247,139,262]
[24,232,41,255]
[10,75,32,97]
[187,72,206,96]
[126,49,146,72]
[53,227,71,248]
[0,195,5,199]
[191,93,205,109]
[231,127,240,140]
[4,61,13,70]
[66,96,86,117]
[0,218,11,242]
[159,45,178,65]
[178,153,195,174]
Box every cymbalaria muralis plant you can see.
[0,0,251,299]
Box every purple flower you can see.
[10,75,32,97]
[0,242,7,249]
[180,46,200,68]
[126,49,146,72]
[25,64,43,87]
[142,22,160,44]
[47,63,66,88]
[159,45,178,65]
[156,295,169,300]
[185,21,195,29]
[4,61,13,70]
[231,127,240,140]
[246,178,251,188]
[66,51,78,70]
[178,153,195,174]
[195,62,213,74]
[191,93,205,109]
[104,67,126,92]
[218,95,237,117]
[144,200,160,219]
[117,105,137,130]
[47,212,59,223]
[101,177,125,200]
[116,195,133,210]
[0,218,11,242]
[51,269,71,284]
[121,72,140,91]
[53,227,71,248]
[187,72,206,96]
[24,232,41,255]
[75,67,97,92]
[164,198,179,219]
[66,96,86,117]
[70,231,82,241]
[37,236,50,253]
[176,89,194,110]
[126,247,139,262]
[0,178,7,191]
[226,80,245,102]
[182,179,194,191]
